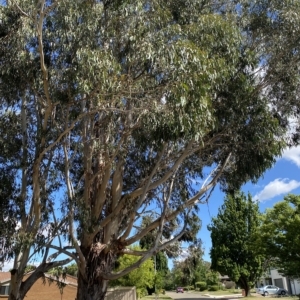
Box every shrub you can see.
[209,285,219,291]
[196,281,207,291]
[136,287,148,299]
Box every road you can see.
[165,291,242,300]
[166,291,215,299]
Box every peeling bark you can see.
[76,245,114,300]
[77,272,109,300]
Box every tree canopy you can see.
[0,0,299,299]
[260,194,300,278]
[208,192,264,296]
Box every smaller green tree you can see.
[24,265,37,274]
[46,263,77,277]
[260,194,300,278]
[208,191,264,296]
[163,271,175,291]
[206,270,219,287]
[65,263,78,277]
[172,262,186,287]
[111,245,155,298]
[194,260,211,284]
[178,241,205,288]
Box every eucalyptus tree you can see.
[0,5,74,300]
[60,1,283,298]
[177,240,204,288]
[208,192,264,296]
[0,112,20,269]
[0,0,292,300]
[236,0,300,143]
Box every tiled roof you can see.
[0,272,77,286]
[0,272,11,282]
[44,274,78,286]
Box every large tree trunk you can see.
[76,244,114,300]
[76,272,109,300]
[239,277,250,297]
[9,269,23,300]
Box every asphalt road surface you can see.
[166,291,215,299]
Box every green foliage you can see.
[1,0,298,299]
[162,271,175,291]
[111,246,155,290]
[45,263,77,278]
[194,260,211,284]
[196,282,207,291]
[136,288,148,299]
[64,263,78,276]
[208,285,219,291]
[260,194,300,278]
[172,240,205,287]
[48,266,66,277]
[206,270,219,286]
[237,0,300,144]
[154,271,164,292]
[208,191,264,296]
[24,265,37,274]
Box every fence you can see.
[105,287,136,300]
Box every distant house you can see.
[258,268,300,295]
[0,272,77,300]
[0,272,136,300]
[218,275,236,289]
[0,272,11,296]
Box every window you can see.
[0,284,10,295]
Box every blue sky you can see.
[3,146,300,272]
[199,146,300,262]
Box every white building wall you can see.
[270,269,288,290]
[258,269,300,295]
[290,279,300,295]
[269,269,300,295]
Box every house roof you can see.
[45,274,77,286]
[0,272,11,283]
[0,272,77,286]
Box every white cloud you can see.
[253,178,300,202]
[1,260,14,271]
[281,146,300,168]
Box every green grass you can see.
[198,289,242,295]
[193,288,257,295]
